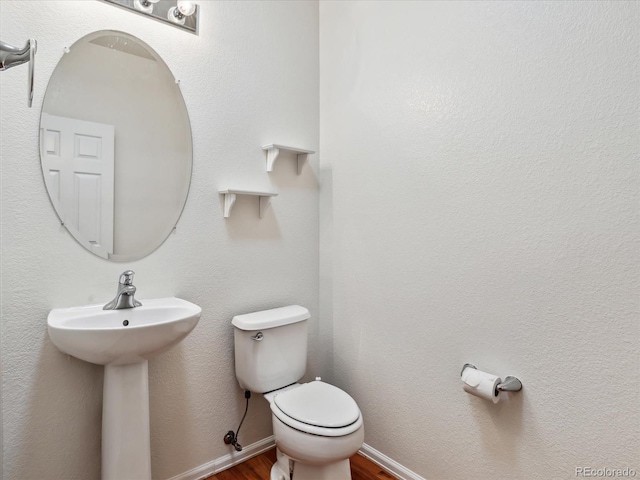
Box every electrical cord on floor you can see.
[223,391,251,451]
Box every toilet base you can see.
[270,451,352,480]
[293,459,352,480]
[271,448,291,480]
[271,462,287,480]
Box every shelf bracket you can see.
[265,146,280,173]
[259,196,272,219]
[296,153,309,176]
[222,192,237,218]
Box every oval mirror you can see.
[40,30,192,261]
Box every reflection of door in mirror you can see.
[40,113,115,258]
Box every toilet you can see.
[232,305,364,480]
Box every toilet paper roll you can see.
[461,367,501,403]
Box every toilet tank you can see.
[232,305,309,393]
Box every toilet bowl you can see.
[231,305,365,480]
[265,381,365,480]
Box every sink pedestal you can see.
[103,361,151,480]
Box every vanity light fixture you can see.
[168,1,197,25]
[102,0,199,34]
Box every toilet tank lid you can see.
[232,305,310,331]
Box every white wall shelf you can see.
[219,189,278,218]
[262,144,315,175]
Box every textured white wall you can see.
[320,1,639,479]
[0,1,319,479]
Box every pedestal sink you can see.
[48,297,202,480]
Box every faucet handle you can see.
[119,270,135,285]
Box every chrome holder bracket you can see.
[497,376,522,392]
[0,38,37,107]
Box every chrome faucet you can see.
[103,270,142,310]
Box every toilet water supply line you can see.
[224,390,251,451]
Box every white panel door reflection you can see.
[40,113,115,258]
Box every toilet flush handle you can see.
[251,332,264,341]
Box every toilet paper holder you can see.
[461,363,522,392]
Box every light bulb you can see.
[168,1,196,25]
[177,1,196,16]
[133,0,159,14]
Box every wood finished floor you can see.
[207,448,395,480]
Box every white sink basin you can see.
[48,297,201,365]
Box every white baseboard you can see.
[167,435,275,480]
[359,443,426,480]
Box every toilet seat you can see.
[270,381,362,437]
